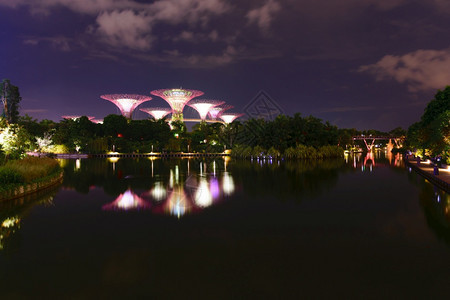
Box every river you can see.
[0,152,449,298]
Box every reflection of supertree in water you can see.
[100,94,152,119]
[147,163,235,218]
[102,189,151,211]
[97,159,236,217]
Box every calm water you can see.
[1,153,449,298]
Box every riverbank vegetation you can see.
[0,157,61,194]
[406,86,450,163]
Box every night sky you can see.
[1,0,450,131]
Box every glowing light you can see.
[100,94,152,119]
[195,178,212,207]
[1,217,19,228]
[210,177,220,199]
[91,119,103,124]
[220,113,244,124]
[75,159,81,170]
[61,115,95,121]
[188,99,224,120]
[140,107,172,120]
[166,188,189,218]
[151,182,166,201]
[208,104,233,119]
[102,190,150,210]
[222,172,235,195]
[151,88,204,120]
[108,157,120,163]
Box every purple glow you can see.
[187,99,224,120]
[209,177,220,200]
[208,104,233,119]
[100,94,152,119]
[62,115,95,121]
[220,113,244,124]
[91,119,103,124]
[140,107,172,120]
[102,189,151,211]
[150,89,203,116]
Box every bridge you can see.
[352,136,405,151]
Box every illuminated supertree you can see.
[208,104,233,120]
[100,94,152,119]
[150,88,204,121]
[187,99,224,120]
[62,115,95,121]
[220,113,244,124]
[140,107,172,120]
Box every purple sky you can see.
[1,0,450,131]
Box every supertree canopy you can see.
[100,94,152,119]
[140,107,172,120]
[208,104,233,120]
[62,115,95,121]
[187,99,224,120]
[150,88,203,121]
[220,113,244,124]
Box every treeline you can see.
[0,111,407,162]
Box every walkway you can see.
[405,157,450,193]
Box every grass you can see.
[0,157,61,194]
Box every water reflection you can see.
[0,188,57,252]
[351,151,403,171]
[96,158,236,217]
[102,189,151,211]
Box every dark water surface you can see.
[1,153,449,298]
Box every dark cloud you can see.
[1,0,450,130]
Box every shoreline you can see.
[0,171,64,201]
[56,153,230,158]
[405,158,450,193]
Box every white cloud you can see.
[246,0,281,33]
[358,48,450,92]
[95,9,153,50]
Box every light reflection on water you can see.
[1,155,450,298]
[100,158,236,217]
[348,151,404,172]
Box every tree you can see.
[0,79,22,124]
[407,86,450,162]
